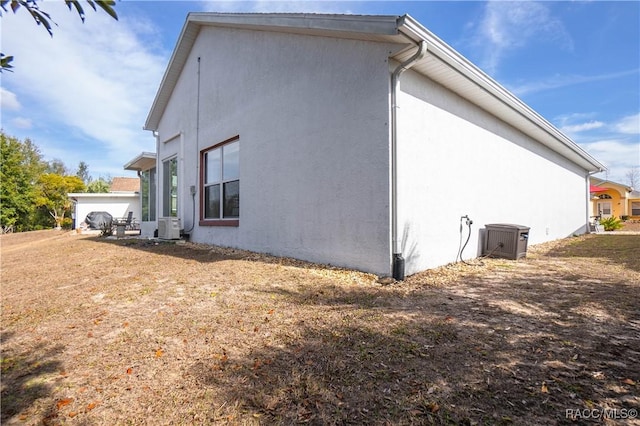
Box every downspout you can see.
[391,40,427,280]
[153,130,159,232]
[184,56,201,235]
[179,131,185,226]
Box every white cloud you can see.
[2,3,165,164]
[558,111,640,181]
[1,87,21,110]
[580,139,639,181]
[202,0,352,14]
[614,113,640,134]
[476,1,572,74]
[508,69,639,97]
[11,117,33,129]
[561,120,604,133]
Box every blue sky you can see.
[2,1,639,184]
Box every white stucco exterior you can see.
[145,13,604,277]
[396,70,589,274]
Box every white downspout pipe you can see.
[391,40,427,280]
[153,131,159,232]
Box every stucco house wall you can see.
[155,27,395,275]
[396,69,588,274]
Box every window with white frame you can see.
[141,167,156,221]
[201,137,239,224]
[162,157,178,217]
[632,202,640,216]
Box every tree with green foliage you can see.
[76,161,91,184]
[0,0,118,71]
[86,177,110,193]
[35,173,85,229]
[1,131,87,231]
[0,131,46,232]
[46,158,68,175]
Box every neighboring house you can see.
[69,177,141,229]
[589,177,639,219]
[143,13,605,278]
[124,152,158,236]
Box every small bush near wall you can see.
[621,215,629,221]
[599,216,623,231]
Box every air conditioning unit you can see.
[158,217,181,240]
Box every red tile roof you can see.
[110,177,140,192]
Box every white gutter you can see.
[390,40,427,280]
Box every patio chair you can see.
[119,211,133,228]
[113,212,138,234]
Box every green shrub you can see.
[61,217,73,230]
[599,216,623,231]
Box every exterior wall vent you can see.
[483,224,530,260]
[158,217,181,240]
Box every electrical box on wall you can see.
[483,224,530,260]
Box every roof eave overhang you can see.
[124,151,157,171]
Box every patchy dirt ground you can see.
[1,230,638,425]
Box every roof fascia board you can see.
[397,15,605,173]
[187,12,399,35]
[67,193,138,198]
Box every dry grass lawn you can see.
[1,230,639,425]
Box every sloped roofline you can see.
[144,12,605,173]
[68,193,138,198]
[590,177,634,192]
